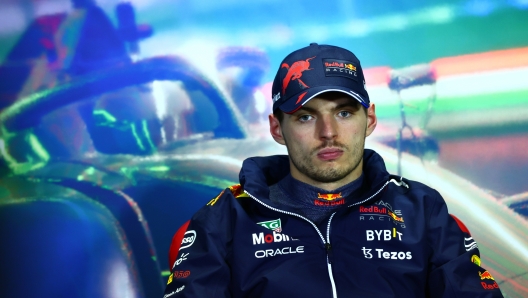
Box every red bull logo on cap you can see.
[323,58,359,80]
[281,56,315,94]
[324,61,344,67]
[345,63,357,71]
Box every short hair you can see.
[273,109,284,123]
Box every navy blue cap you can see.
[272,43,370,114]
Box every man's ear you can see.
[269,113,286,145]
[365,103,377,137]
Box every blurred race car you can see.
[0,54,288,298]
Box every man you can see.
[163,43,503,297]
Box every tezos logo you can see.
[180,230,196,250]
[362,247,412,260]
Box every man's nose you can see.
[318,115,338,140]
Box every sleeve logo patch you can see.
[471,254,481,266]
[179,230,196,250]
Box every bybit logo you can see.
[366,228,403,241]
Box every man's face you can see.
[269,92,377,190]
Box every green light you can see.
[28,133,50,163]
[201,176,237,189]
[130,122,146,151]
[148,166,170,172]
[86,166,95,175]
[0,138,18,169]
[170,175,236,189]
[161,270,171,277]
[141,120,156,151]
[119,166,138,184]
[93,109,117,123]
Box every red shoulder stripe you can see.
[450,214,471,235]
[168,220,190,269]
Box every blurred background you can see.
[0,0,527,297]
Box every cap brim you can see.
[278,86,370,114]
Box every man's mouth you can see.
[317,148,343,161]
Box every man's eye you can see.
[299,115,313,122]
[338,111,351,117]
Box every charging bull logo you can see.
[479,271,500,290]
[315,192,344,206]
[479,271,495,281]
[345,63,357,71]
[281,56,315,95]
[318,193,342,201]
[388,210,404,223]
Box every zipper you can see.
[346,180,390,210]
[326,213,338,297]
[244,180,390,298]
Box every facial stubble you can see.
[285,127,367,184]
